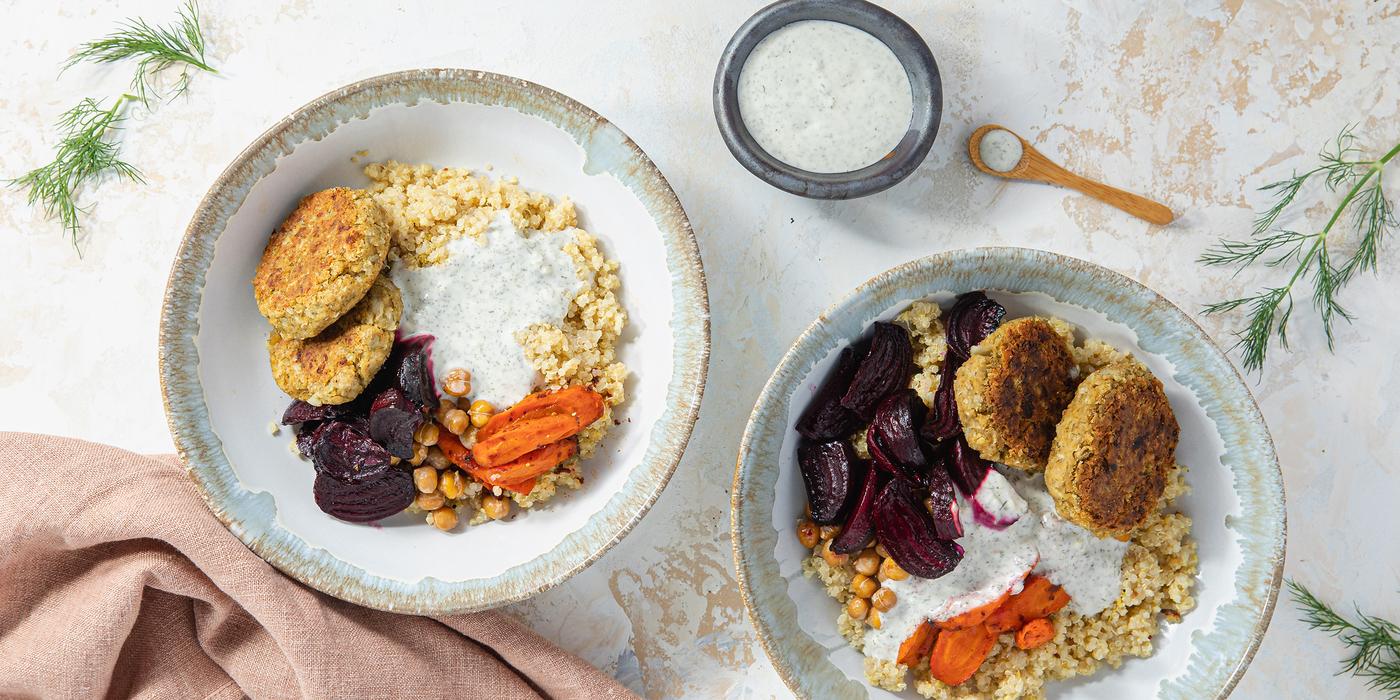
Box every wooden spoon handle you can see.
[1050,168,1175,225]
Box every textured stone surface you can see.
[2,1,1397,698]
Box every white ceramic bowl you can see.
[161,70,709,614]
[733,248,1284,699]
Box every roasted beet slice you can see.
[798,440,866,525]
[313,468,414,523]
[946,435,992,497]
[875,480,964,579]
[296,421,327,457]
[945,292,1006,361]
[840,322,914,421]
[926,460,963,540]
[921,355,963,441]
[831,467,884,554]
[281,400,330,425]
[795,340,869,441]
[393,335,437,409]
[368,388,425,459]
[310,421,393,484]
[869,390,931,484]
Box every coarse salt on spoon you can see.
[968,124,1174,226]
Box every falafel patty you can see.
[1045,359,1180,538]
[954,316,1079,470]
[268,276,402,406]
[253,187,391,339]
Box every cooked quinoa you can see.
[362,161,628,522]
[800,308,1196,699]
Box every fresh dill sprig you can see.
[64,0,216,105]
[1288,579,1400,698]
[9,96,145,249]
[1199,127,1400,373]
[8,2,216,254]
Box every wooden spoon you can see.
[968,124,1174,226]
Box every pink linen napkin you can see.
[0,432,637,700]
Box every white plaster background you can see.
[2,0,1397,698]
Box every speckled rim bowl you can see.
[732,248,1284,699]
[713,0,942,199]
[159,69,709,613]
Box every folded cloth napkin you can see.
[0,432,637,700]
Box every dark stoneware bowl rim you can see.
[713,0,943,199]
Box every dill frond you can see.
[64,0,216,104]
[1288,580,1400,698]
[1200,130,1399,373]
[9,2,216,254]
[7,96,144,251]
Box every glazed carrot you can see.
[936,591,1011,632]
[897,620,939,667]
[928,623,998,686]
[478,441,577,485]
[985,576,1071,635]
[477,386,604,442]
[436,431,473,467]
[472,414,580,467]
[1015,618,1055,649]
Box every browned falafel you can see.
[954,316,1079,470]
[1045,359,1180,538]
[252,187,391,340]
[267,276,402,406]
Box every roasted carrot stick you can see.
[985,576,1071,635]
[897,620,939,667]
[471,414,579,467]
[478,441,577,485]
[936,591,1012,632]
[477,386,604,442]
[1015,618,1056,649]
[436,431,473,467]
[928,623,997,686]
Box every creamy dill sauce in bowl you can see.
[861,467,1131,662]
[387,211,590,408]
[737,20,914,173]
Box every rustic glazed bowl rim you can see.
[713,0,942,199]
[159,68,710,614]
[731,247,1284,699]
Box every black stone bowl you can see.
[713,0,942,199]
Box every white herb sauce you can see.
[862,467,1130,662]
[387,211,590,408]
[979,129,1023,172]
[737,20,913,173]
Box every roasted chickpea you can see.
[440,470,465,500]
[797,520,820,548]
[468,399,496,428]
[444,409,470,435]
[821,540,849,567]
[850,574,878,599]
[853,549,881,576]
[442,368,472,397]
[414,421,440,447]
[819,524,842,541]
[409,441,428,467]
[874,542,890,559]
[847,597,869,621]
[867,609,882,630]
[435,398,459,424]
[880,557,909,582]
[481,494,511,520]
[424,445,451,470]
[430,506,459,531]
[413,465,438,494]
[415,489,445,511]
[871,587,898,613]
